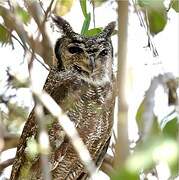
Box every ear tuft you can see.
[100,21,116,38]
[52,15,74,37]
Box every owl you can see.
[10,16,116,180]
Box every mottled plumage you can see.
[10,16,115,180]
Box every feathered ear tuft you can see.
[100,21,116,38]
[52,15,75,37]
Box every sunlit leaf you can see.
[81,13,91,35]
[136,99,145,131]
[80,0,87,17]
[150,116,161,136]
[55,0,74,16]
[163,117,178,139]
[26,137,39,160]
[127,140,156,172]
[172,0,179,12]
[111,167,138,180]
[84,27,102,36]
[138,0,164,8]
[0,24,9,43]
[138,0,167,34]
[16,6,30,25]
[170,153,178,178]
[147,8,167,34]
[127,137,178,173]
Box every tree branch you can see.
[114,0,129,169]
[24,1,53,66]
[0,158,15,174]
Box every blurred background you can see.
[0,0,179,179]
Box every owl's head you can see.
[52,16,115,82]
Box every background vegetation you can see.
[0,0,179,179]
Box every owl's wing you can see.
[10,68,78,180]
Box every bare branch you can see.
[0,3,53,67]
[114,0,129,169]
[42,0,55,25]
[0,158,15,174]
[2,134,19,151]
[34,101,51,180]
[132,0,158,57]
[100,161,114,176]
[24,1,53,66]
[100,154,115,176]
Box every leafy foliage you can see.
[134,74,179,179]
[172,0,179,12]
[83,27,102,36]
[138,0,167,34]
[80,0,102,36]
[55,0,74,16]
[111,167,138,180]
[15,6,30,25]
[163,117,178,139]
[0,24,9,44]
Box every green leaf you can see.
[170,152,178,178]
[136,99,145,131]
[0,24,9,43]
[172,0,179,12]
[162,116,179,178]
[138,0,167,34]
[26,137,39,160]
[111,167,138,180]
[16,6,30,24]
[80,0,87,17]
[55,0,74,16]
[84,27,102,36]
[147,7,167,34]
[150,116,161,136]
[163,117,178,139]
[127,137,178,172]
[81,13,91,35]
[138,0,164,8]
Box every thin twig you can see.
[132,0,158,57]
[42,0,55,25]
[92,2,96,28]
[34,101,51,180]
[167,0,175,12]
[2,134,19,151]
[0,158,15,174]
[24,0,53,66]
[38,0,46,14]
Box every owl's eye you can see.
[68,46,83,54]
[99,49,108,56]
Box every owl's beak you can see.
[89,56,95,73]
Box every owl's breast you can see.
[67,81,113,140]
[47,69,114,150]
